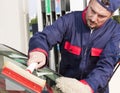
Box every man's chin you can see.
[90,27,96,29]
[87,22,97,29]
[89,25,96,29]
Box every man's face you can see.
[86,0,112,29]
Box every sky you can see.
[28,0,37,19]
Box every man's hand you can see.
[56,77,93,93]
[27,51,46,69]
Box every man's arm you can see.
[56,25,120,93]
[27,12,74,68]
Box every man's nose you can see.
[91,14,97,22]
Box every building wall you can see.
[70,0,85,11]
[0,0,29,54]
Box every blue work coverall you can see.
[29,10,120,93]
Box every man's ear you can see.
[110,13,114,18]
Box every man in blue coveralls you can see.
[27,0,120,93]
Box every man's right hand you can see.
[27,51,46,69]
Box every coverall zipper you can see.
[81,29,94,79]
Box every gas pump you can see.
[54,0,62,72]
[45,0,56,71]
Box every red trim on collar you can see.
[82,7,88,24]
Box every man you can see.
[27,0,120,93]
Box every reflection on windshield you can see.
[0,44,62,93]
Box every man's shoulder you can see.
[63,11,83,16]
[68,11,82,15]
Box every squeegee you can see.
[1,61,46,93]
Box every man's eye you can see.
[91,9,95,14]
[98,15,105,18]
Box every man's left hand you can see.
[56,77,93,93]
